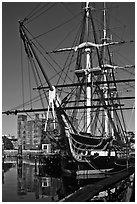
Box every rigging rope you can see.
[20,28,48,115]
[25,2,42,20]
[60,2,75,16]
[54,21,80,51]
[107,47,128,135]
[27,59,32,109]
[55,20,83,98]
[25,3,56,25]
[8,59,79,112]
[127,101,135,131]
[32,10,82,40]
[32,42,73,88]
[20,38,25,110]
[114,52,135,75]
[30,57,47,115]
[23,26,74,83]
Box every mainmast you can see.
[85,2,91,133]
[102,2,109,136]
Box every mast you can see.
[103,2,109,136]
[85,2,91,133]
[19,21,53,92]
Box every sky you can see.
[2,1,135,137]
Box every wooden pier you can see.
[60,166,134,202]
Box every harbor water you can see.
[2,157,80,202]
[2,157,134,202]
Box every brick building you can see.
[17,114,61,150]
[17,115,27,150]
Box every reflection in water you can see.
[2,160,14,184]
[16,159,63,201]
[2,158,134,202]
[2,158,78,202]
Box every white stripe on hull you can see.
[90,150,115,156]
[76,168,113,175]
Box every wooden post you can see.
[18,144,22,159]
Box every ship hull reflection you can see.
[2,158,134,202]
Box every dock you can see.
[60,166,134,202]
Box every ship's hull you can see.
[36,147,134,178]
[62,151,134,178]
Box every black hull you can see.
[62,154,134,178]
[36,153,134,179]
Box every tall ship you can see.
[3,2,135,177]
